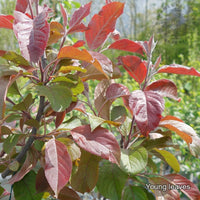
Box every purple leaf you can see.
[106,83,130,100]
[13,9,49,63]
[129,90,165,136]
[60,3,68,27]
[70,125,121,165]
[145,79,180,101]
[68,2,91,33]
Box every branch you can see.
[1,96,45,178]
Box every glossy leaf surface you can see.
[145,79,180,101]
[120,147,148,175]
[158,64,200,77]
[108,39,143,55]
[118,55,147,84]
[45,138,72,197]
[164,174,200,200]
[129,90,165,136]
[13,10,49,63]
[70,125,121,164]
[159,116,195,144]
[85,2,124,50]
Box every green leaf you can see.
[122,186,148,200]
[36,84,72,112]
[71,150,101,193]
[96,160,128,200]
[119,117,132,136]
[13,171,44,200]
[153,148,180,172]
[0,51,34,71]
[111,105,127,122]
[62,116,82,130]
[12,93,34,111]
[120,147,148,175]
[0,185,4,196]
[89,114,105,131]
[7,81,21,96]
[52,76,77,84]
[71,78,84,95]
[3,134,20,154]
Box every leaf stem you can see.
[124,116,135,149]
[28,0,34,19]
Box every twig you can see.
[28,0,34,19]
[1,96,45,178]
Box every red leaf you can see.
[15,0,28,13]
[89,51,113,78]
[55,111,66,128]
[106,83,130,100]
[149,177,180,200]
[85,2,124,50]
[9,148,39,185]
[110,29,120,41]
[164,174,200,200]
[13,10,49,63]
[70,125,121,165]
[159,116,194,144]
[68,2,91,32]
[45,138,72,197]
[158,64,200,77]
[94,79,114,120]
[108,39,143,55]
[67,23,88,34]
[118,55,147,84]
[145,79,180,101]
[0,15,14,29]
[129,90,165,136]
[72,40,85,48]
[60,3,68,27]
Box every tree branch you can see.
[1,96,45,178]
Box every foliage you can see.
[0,0,200,200]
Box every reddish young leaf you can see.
[85,2,124,50]
[118,56,147,84]
[55,110,66,128]
[0,15,14,29]
[164,174,200,200]
[89,51,113,78]
[106,83,130,100]
[15,0,28,13]
[94,79,114,120]
[67,23,88,34]
[110,29,120,41]
[72,40,85,48]
[47,22,65,46]
[13,9,49,63]
[70,125,121,165]
[9,148,39,185]
[145,79,180,101]
[58,46,93,62]
[158,64,200,77]
[45,138,72,197]
[58,186,80,200]
[149,177,180,200]
[159,116,194,144]
[108,39,143,55]
[68,2,91,34]
[129,90,165,136]
[60,3,68,27]
[36,168,51,193]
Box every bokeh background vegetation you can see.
[0,0,200,192]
